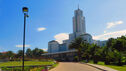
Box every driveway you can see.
[50,62,101,71]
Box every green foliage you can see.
[30,67,45,71]
[0,47,45,61]
[16,50,23,58]
[0,61,55,71]
[2,66,32,71]
[32,48,44,58]
[69,37,84,61]
[89,61,126,71]
[26,48,32,58]
[0,61,54,67]
[69,36,126,66]
[69,37,83,50]
[0,51,15,61]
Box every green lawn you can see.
[89,61,126,71]
[0,61,54,67]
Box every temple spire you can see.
[78,4,79,10]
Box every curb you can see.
[80,62,107,71]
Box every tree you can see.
[0,53,3,59]
[91,44,102,64]
[69,37,84,61]
[26,48,32,58]
[5,51,15,60]
[102,46,114,65]
[69,37,83,49]
[107,38,115,48]
[113,38,126,52]
[32,48,44,58]
[113,50,123,66]
[82,44,102,64]
[103,36,126,65]
[16,50,23,58]
[81,42,90,62]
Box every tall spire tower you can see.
[78,4,79,9]
[73,6,86,34]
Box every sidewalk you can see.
[84,63,118,71]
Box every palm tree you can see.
[82,44,101,63]
[91,44,101,64]
[107,38,115,48]
[113,50,123,66]
[81,42,90,62]
[69,37,83,61]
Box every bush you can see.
[1,67,32,71]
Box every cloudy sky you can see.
[0,0,126,52]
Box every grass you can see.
[0,61,54,67]
[49,62,59,70]
[89,61,126,71]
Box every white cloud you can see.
[37,27,46,31]
[104,31,107,33]
[93,29,126,40]
[54,33,69,44]
[107,21,123,29]
[16,45,31,48]
[42,48,47,51]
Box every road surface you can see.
[50,62,101,71]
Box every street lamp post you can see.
[22,7,28,71]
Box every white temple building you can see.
[68,7,93,44]
[48,7,106,53]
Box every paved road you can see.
[50,62,101,71]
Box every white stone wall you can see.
[69,33,75,41]
[81,33,93,44]
[93,40,107,47]
[73,9,86,34]
[48,41,59,53]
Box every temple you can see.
[42,7,106,61]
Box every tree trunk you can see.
[117,58,122,66]
[105,60,110,65]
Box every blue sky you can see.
[0,0,126,52]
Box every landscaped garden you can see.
[0,48,58,71]
[0,61,57,71]
[0,61,54,67]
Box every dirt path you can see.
[50,62,101,71]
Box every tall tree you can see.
[32,48,44,58]
[107,38,115,48]
[69,37,84,61]
[81,42,90,62]
[113,38,126,52]
[16,50,23,58]
[26,48,32,58]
